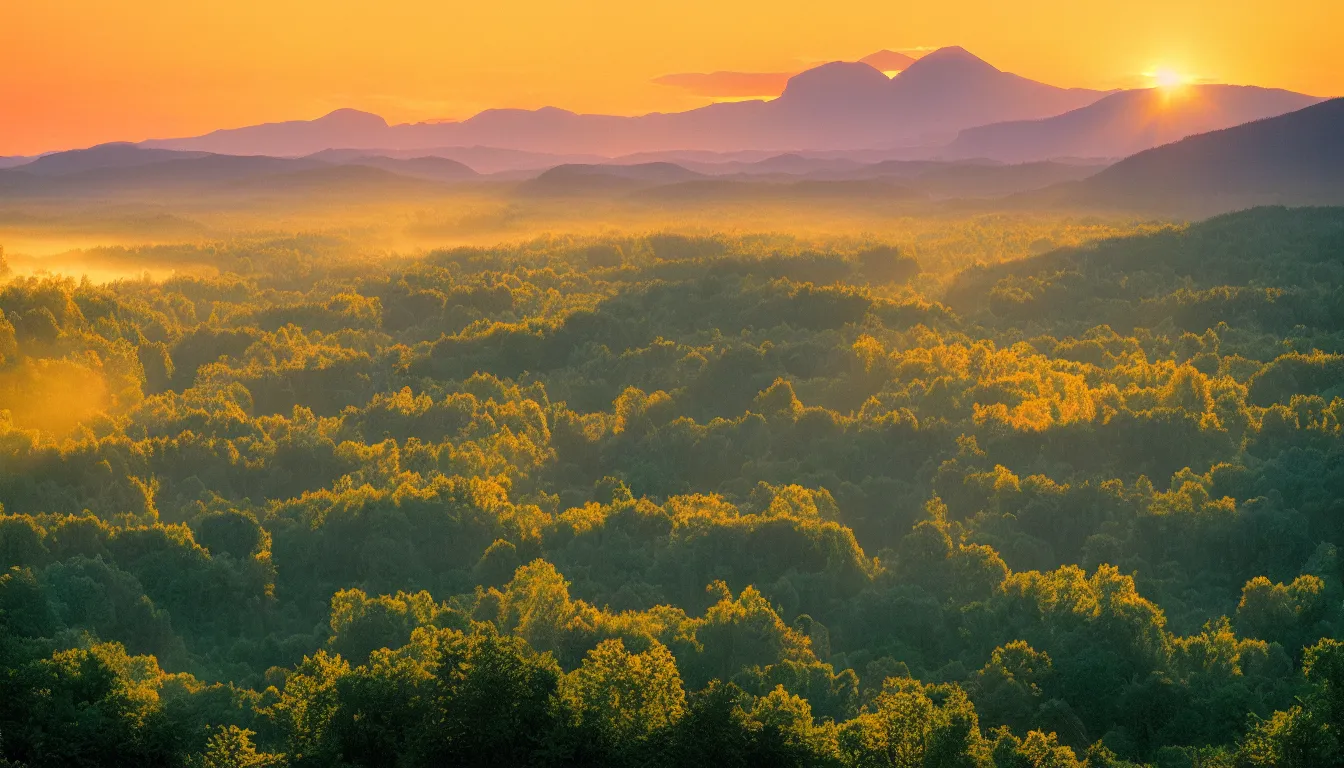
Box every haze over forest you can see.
[3,4,1344,767]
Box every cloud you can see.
[652,71,795,99]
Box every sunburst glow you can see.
[1145,67,1195,88]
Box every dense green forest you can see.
[2,206,1344,766]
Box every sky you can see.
[2,0,1342,156]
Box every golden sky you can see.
[2,0,1341,156]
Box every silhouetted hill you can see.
[632,178,920,202]
[0,155,37,170]
[0,153,317,196]
[0,144,1108,203]
[1069,98,1344,213]
[11,143,210,176]
[519,162,706,195]
[786,157,1103,196]
[84,155,320,189]
[947,85,1323,161]
[505,156,1099,201]
[742,154,867,175]
[146,109,390,156]
[905,161,1103,198]
[225,164,447,196]
[845,158,1000,179]
[307,146,606,174]
[0,149,452,199]
[540,162,704,182]
[136,47,1109,156]
[338,155,479,181]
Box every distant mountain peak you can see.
[316,109,389,128]
[902,46,1000,75]
[779,61,891,102]
[920,46,990,64]
[859,50,918,73]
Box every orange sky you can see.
[2,0,1341,156]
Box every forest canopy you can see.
[2,206,1344,767]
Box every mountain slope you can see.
[146,109,389,156]
[883,47,1109,141]
[1069,98,1344,212]
[307,146,606,174]
[518,162,706,195]
[0,153,316,196]
[223,164,447,196]
[946,85,1324,161]
[0,149,452,199]
[9,143,210,176]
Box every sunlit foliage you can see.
[2,206,1343,765]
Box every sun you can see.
[1145,67,1194,89]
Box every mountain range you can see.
[0,144,465,199]
[120,46,1328,166]
[0,141,1106,204]
[140,47,1111,157]
[2,44,1340,217]
[5,94,1343,216]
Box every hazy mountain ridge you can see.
[8,143,213,177]
[335,155,478,182]
[138,46,1111,156]
[306,146,607,174]
[947,84,1325,161]
[4,94,1341,215]
[1067,97,1344,213]
[0,145,471,199]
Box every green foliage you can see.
[189,726,282,768]
[2,208,1344,765]
[563,638,686,752]
[838,677,988,767]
